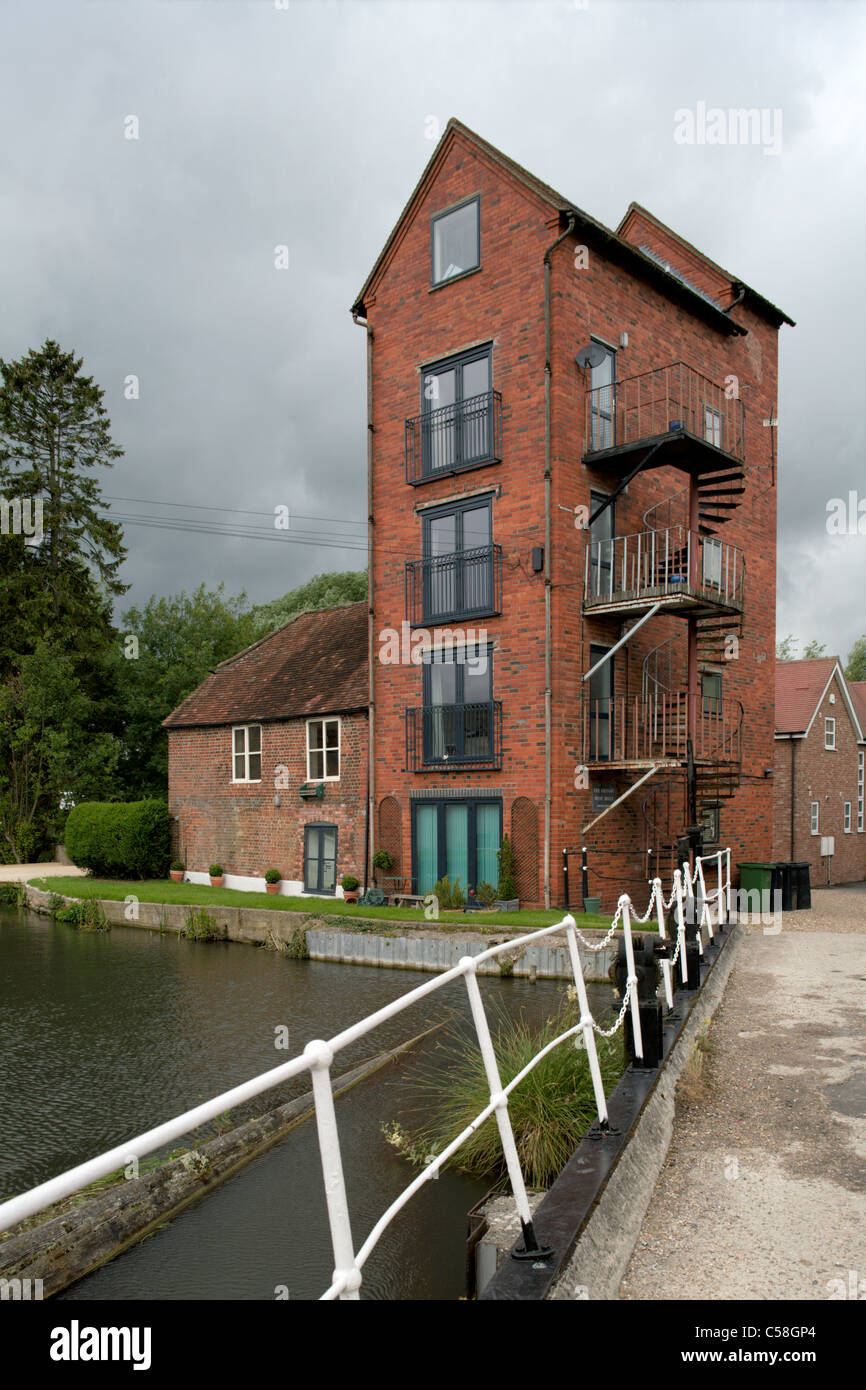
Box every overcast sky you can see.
[1,0,864,659]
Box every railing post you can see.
[305,1041,361,1300]
[726,848,732,921]
[619,896,643,1062]
[563,920,610,1127]
[674,867,688,984]
[717,852,725,928]
[461,960,551,1260]
[654,877,674,1009]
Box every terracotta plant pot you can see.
[210,876,224,888]
[266,882,280,895]
[343,890,359,904]
[170,870,183,883]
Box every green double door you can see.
[414,800,500,897]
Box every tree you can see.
[845,636,866,683]
[114,584,257,798]
[776,634,798,660]
[0,339,127,616]
[251,569,367,636]
[0,641,120,862]
[802,639,827,659]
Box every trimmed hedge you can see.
[65,801,170,879]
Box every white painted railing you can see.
[0,852,731,1299]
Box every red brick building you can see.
[773,659,866,885]
[351,118,793,910]
[164,603,368,896]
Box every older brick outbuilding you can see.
[773,659,866,885]
[351,118,793,911]
[163,602,368,896]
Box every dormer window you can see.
[431,197,480,285]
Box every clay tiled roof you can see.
[775,658,838,734]
[849,681,866,739]
[163,602,368,729]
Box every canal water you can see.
[0,905,613,1300]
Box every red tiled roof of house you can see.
[849,681,866,737]
[163,602,368,729]
[775,658,838,734]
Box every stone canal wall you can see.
[21,885,616,981]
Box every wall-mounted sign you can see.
[591,782,618,813]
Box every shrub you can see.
[209,864,224,878]
[65,801,170,879]
[372,849,393,872]
[341,874,359,891]
[476,881,497,908]
[54,899,110,932]
[433,875,465,910]
[0,883,19,905]
[390,998,625,1189]
[170,860,185,873]
[497,835,517,901]
[180,908,223,941]
[264,868,282,884]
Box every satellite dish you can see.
[575,342,607,370]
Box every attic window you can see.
[431,198,480,285]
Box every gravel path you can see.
[621,885,866,1300]
[0,863,87,882]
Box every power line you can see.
[101,494,368,528]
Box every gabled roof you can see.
[849,681,866,739]
[775,658,864,740]
[163,602,368,729]
[351,118,792,334]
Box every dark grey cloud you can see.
[1,0,864,655]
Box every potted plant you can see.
[170,860,185,883]
[494,836,519,911]
[264,868,282,896]
[372,848,393,884]
[341,874,360,904]
[209,863,224,887]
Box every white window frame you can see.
[858,751,864,832]
[232,724,262,783]
[306,717,341,782]
[810,801,819,835]
[824,717,836,750]
[844,802,852,833]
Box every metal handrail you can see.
[405,389,502,484]
[0,853,731,1300]
[585,361,746,462]
[405,700,503,771]
[405,544,502,625]
[583,691,743,764]
[583,525,744,609]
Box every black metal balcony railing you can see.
[584,362,746,462]
[583,526,745,611]
[405,701,502,770]
[405,389,502,484]
[405,544,502,626]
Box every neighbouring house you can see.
[163,602,368,896]
[773,658,866,885]
[351,117,792,910]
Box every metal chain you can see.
[571,899,624,952]
[592,981,633,1038]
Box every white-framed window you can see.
[704,405,722,448]
[232,724,262,782]
[810,801,819,835]
[858,751,864,832]
[306,717,340,781]
[824,717,836,750]
[844,802,852,833]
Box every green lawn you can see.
[27,876,612,932]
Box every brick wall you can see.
[167,713,368,885]
[773,671,866,885]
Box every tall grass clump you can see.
[385,996,624,1189]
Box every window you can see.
[589,342,616,451]
[233,724,262,782]
[588,645,613,760]
[413,798,501,896]
[825,717,836,750]
[844,802,852,833]
[422,497,493,621]
[701,804,721,844]
[858,751,864,832]
[704,405,722,448]
[304,824,337,895]
[810,802,819,835]
[307,718,340,781]
[702,537,723,591]
[421,345,494,477]
[431,197,480,285]
[422,641,493,765]
[588,491,615,598]
[702,671,723,716]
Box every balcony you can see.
[405,389,502,485]
[582,692,742,769]
[583,526,744,618]
[584,362,746,472]
[405,701,503,771]
[405,544,502,627]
